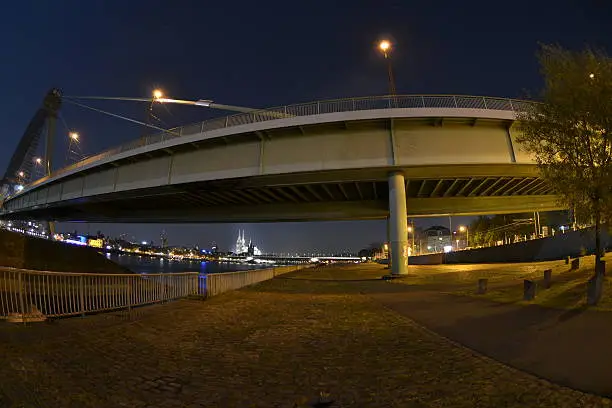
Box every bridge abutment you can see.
[388,171,409,275]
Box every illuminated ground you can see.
[0,263,610,407]
[392,253,612,310]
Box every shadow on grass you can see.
[557,304,590,322]
[538,279,587,309]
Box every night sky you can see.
[1,0,610,253]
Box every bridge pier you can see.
[388,171,408,275]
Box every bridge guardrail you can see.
[20,94,534,192]
[0,268,199,321]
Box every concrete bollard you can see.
[587,273,604,306]
[570,258,580,270]
[523,280,536,301]
[565,256,570,265]
[543,269,552,289]
[596,260,606,277]
[477,278,488,295]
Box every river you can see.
[107,253,271,275]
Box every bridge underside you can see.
[2,165,562,223]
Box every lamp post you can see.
[459,225,469,249]
[66,131,83,163]
[407,224,416,256]
[142,89,163,138]
[378,40,397,96]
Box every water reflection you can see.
[109,253,269,275]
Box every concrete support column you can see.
[386,216,392,270]
[388,171,408,275]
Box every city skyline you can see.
[59,216,477,254]
[2,1,610,251]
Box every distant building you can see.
[88,238,104,248]
[160,230,168,248]
[423,226,452,253]
[234,230,262,255]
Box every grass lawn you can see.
[392,253,612,311]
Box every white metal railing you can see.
[19,94,533,192]
[0,267,199,321]
[0,265,310,321]
[205,264,308,297]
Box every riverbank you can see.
[0,229,130,274]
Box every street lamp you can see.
[34,157,42,165]
[589,73,595,79]
[69,132,79,141]
[153,89,164,100]
[459,225,469,249]
[377,39,397,96]
[18,171,24,178]
[379,40,391,56]
[407,224,416,255]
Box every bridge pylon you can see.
[388,172,409,275]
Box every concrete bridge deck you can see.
[0,264,609,407]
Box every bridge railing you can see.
[0,267,199,322]
[21,94,534,192]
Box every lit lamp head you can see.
[589,73,595,79]
[379,40,392,58]
[153,89,164,100]
[18,171,24,177]
[459,226,466,232]
[35,157,42,165]
[69,132,79,141]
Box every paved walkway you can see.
[0,264,610,407]
[370,287,612,397]
[359,259,612,397]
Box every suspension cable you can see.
[58,112,72,133]
[63,98,178,135]
[65,95,258,113]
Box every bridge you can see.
[1,94,560,275]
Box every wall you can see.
[409,227,611,265]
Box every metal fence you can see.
[21,94,533,192]
[205,264,308,297]
[0,265,309,322]
[0,268,199,322]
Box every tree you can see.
[516,44,612,271]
